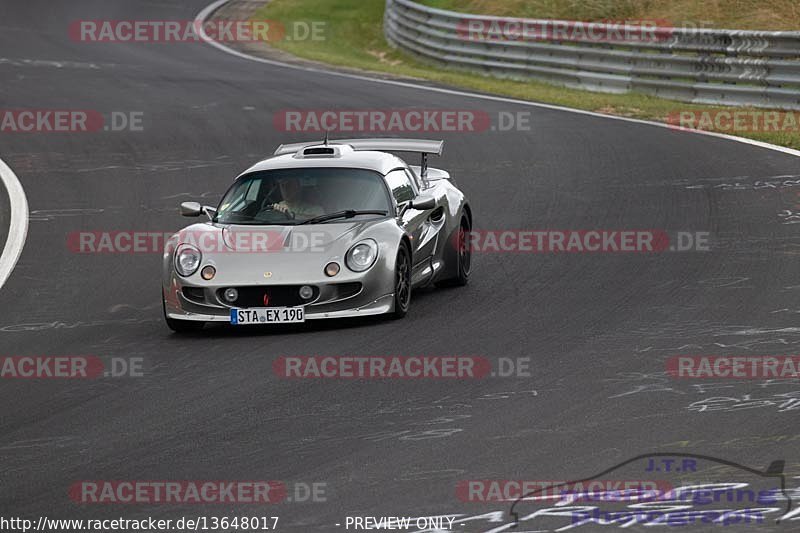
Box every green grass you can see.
[254,0,800,150]
[418,0,800,30]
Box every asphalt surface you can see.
[1,0,800,531]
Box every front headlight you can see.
[175,244,202,277]
[346,239,378,272]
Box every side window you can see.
[385,169,415,204]
[405,168,423,190]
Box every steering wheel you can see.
[259,198,295,220]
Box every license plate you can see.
[230,307,305,325]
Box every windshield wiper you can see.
[299,210,387,225]
[214,213,298,226]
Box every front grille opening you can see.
[218,285,320,308]
[332,282,362,300]
[182,287,206,303]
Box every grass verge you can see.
[253,0,800,150]
[418,0,800,31]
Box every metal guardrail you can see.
[384,0,800,109]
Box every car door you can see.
[405,168,447,263]
[385,168,439,283]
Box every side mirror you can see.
[410,195,436,210]
[180,202,202,217]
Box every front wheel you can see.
[391,243,412,319]
[163,295,205,332]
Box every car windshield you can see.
[214,167,393,225]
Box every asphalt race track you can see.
[1,1,800,531]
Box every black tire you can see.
[391,243,412,319]
[163,295,205,332]
[436,215,471,287]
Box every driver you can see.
[270,176,324,219]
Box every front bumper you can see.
[164,291,394,322]
[163,275,395,322]
[162,224,401,323]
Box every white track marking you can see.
[196,0,800,159]
[0,156,28,290]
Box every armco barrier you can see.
[384,0,800,109]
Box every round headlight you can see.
[175,244,202,277]
[201,265,216,280]
[223,287,238,302]
[325,262,340,277]
[346,239,378,272]
[299,285,314,300]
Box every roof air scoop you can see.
[296,146,340,158]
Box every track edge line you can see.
[0,155,29,290]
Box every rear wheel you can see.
[163,295,205,332]
[436,215,471,287]
[392,243,412,319]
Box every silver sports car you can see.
[161,138,472,332]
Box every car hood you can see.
[221,223,362,253]
[170,219,399,285]
[172,221,373,252]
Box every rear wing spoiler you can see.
[274,138,444,177]
[274,138,443,156]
